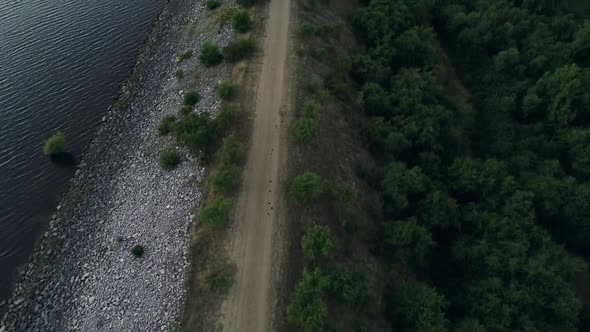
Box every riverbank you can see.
[0,0,235,330]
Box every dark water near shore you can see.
[0,0,165,302]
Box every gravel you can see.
[0,0,235,331]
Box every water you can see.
[0,0,165,301]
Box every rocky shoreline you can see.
[0,0,235,331]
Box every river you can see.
[0,0,165,302]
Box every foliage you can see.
[290,172,324,206]
[213,164,241,192]
[389,282,448,332]
[172,112,219,157]
[237,0,256,7]
[302,225,335,264]
[206,264,235,295]
[219,134,243,165]
[199,196,231,226]
[223,38,256,62]
[216,80,235,100]
[183,90,200,106]
[199,41,223,66]
[287,267,330,332]
[232,9,252,33]
[131,245,145,258]
[158,115,176,135]
[159,149,179,170]
[205,0,221,11]
[43,132,66,156]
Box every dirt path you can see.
[221,0,291,330]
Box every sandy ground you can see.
[221,0,292,330]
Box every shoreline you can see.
[0,0,234,330]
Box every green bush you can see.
[302,225,335,264]
[43,132,66,156]
[219,135,243,165]
[302,0,316,11]
[183,90,200,106]
[173,113,220,157]
[199,196,231,226]
[302,100,317,117]
[217,102,240,130]
[200,41,223,66]
[213,164,241,192]
[177,49,193,63]
[216,80,235,100]
[305,75,323,94]
[237,0,256,7]
[159,149,180,170]
[223,38,256,62]
[205,0,221,10]
[180,105,193,116]
[131,245,145,258]
[232,9,252,33]
[290,172,324,206]
[287,267,329,331]
[159,115,176,135]
[206,265,235,294]
[292,117,316,144]
[300,22,319,38]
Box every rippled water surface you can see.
[0,0,165,301]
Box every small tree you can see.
[43,132,66,156]
[199,196,231,226]
[232,9,252,33]
[292,117,316,144]
[200,41,223,66]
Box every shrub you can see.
[232,9,252,33]
[173,113,220,157]
[183,90,200,106]
[302,100,317,117]
[213,164,241,192]
[290,172,323,206]
[175,68,184,79]
[302,0,316,11]
[237,0,256,7]
[295,47,307,58]
[327,183,353,203]
[200,41,223,66]
[300,22,319,38]
[205,0,221,10]
[216,80,235,100]
[177,49,193,63]
[292,117,316,144]
[43,132,66,156]
[305,75,323,94]
[180,105,193,116]
[313,47,328,60]
[223,38,256,62]
[220,135,243,165]
[199,196,231,226]
[159,149,180,170]
[217,102,240,130]
[206,266,235,294]
[287,267,329,331]
[131,245,145,258]
[159,115,176,135]
[302,225,335,264]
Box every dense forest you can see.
[288,0,590,331]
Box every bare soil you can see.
[220,0,292,331]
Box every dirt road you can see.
[221,0,291,330]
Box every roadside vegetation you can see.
[171,0,260,330]
[286,0,590,331]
